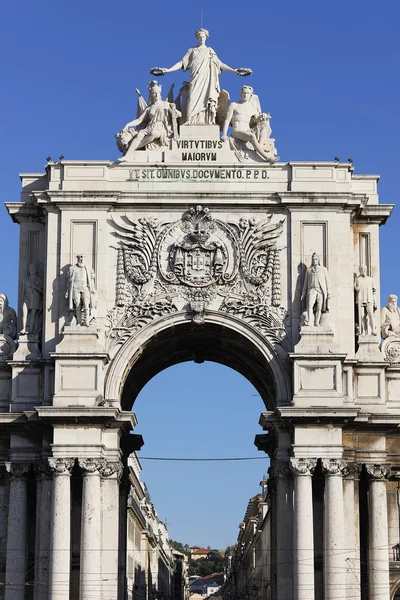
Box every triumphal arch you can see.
[1,28,400,600]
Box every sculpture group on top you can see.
[116,29,278,163]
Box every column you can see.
[4,463,29,600]
[33,464,52,600]
[270,462,293,600]
[366,464,391,600]
[342,463,361,600]
[322,459,346,600]
[289,458,316,600]
[387,478,400,562]
[100,460,123,600]
[79,458,102,600]
[48,458,74,600]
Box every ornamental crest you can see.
[107,206,286,351]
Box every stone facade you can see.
[1,56,400,599]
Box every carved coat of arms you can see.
[106,206,286,350]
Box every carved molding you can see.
[78,458,104,475]
[269,461,291,479]
[98,460,123,480]
[321,458,347,476]
[289,458,317,476]
[48,458,74,475]
[381,336,400,364]
[107,207,286,349]
[341,462,362,480]
[5,462,30,478]
[365,464,391,480]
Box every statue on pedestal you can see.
[221,85,278,163]
[354,265,377,336]
[65,255,96,327]
[301,253,330,327]
[152,29,251,125]
[20,264,43,335]
[117,81,181,161]
[381,294,400,339]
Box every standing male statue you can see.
[20,264,43,335]
[221,85,278,162]
[354,265,377,336]
[65,255,96,327]
[381,294,400,339]
[301,253,330,327]
[153,29,251,125]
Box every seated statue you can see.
[116,81,181,161]
[0,294,17,339]
[222,86,278,163]
[381,294,400,339]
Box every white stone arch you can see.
[104,310,291,411]
[391,580,400,600]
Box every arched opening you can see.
[109,317,286,600]
[106,315,290,412]
[395,588,400,600]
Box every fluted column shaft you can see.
[366,464,390,600]
[270,462,293,600]
[290,458,316,600]
[100,461,123,600]
[33,465,53,600]
[49,458,74,600]
[4,463,29,600]
[79,459,102,600]
[322,460,346,600]
[343,464,361,600]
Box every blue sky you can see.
[0,0,399,548]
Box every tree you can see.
[171,540,190,556]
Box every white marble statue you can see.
[301,253,330,327]
[152,29,251,125]
[117,81,181,161]
[354,265,377,336]
[381,294,400,339]
[0,294,17,339]
[65,255,96,327]
[20,264,43,335]
[222,85,278,163]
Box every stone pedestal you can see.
[296,326,336,354]
[366,465,390,600]
[4,464,29,600]
[356,335,382,362]
[290,459,316,600]
[322,460,346,600]
[14,333,41,361]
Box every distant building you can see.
[189,573,224,596]
[189,547,211,561]
[126,453,177,600]
[226,480,271,600]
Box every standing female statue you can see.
[152,29,251,125]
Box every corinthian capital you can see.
[48,458,74,475]
[322,458,347,476]
[365,464,391,480]
[98,460,123,480]
[5,462,30,478]
[289,458,317,476]
[78,458,103,475]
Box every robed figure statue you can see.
[152,29,251,125]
